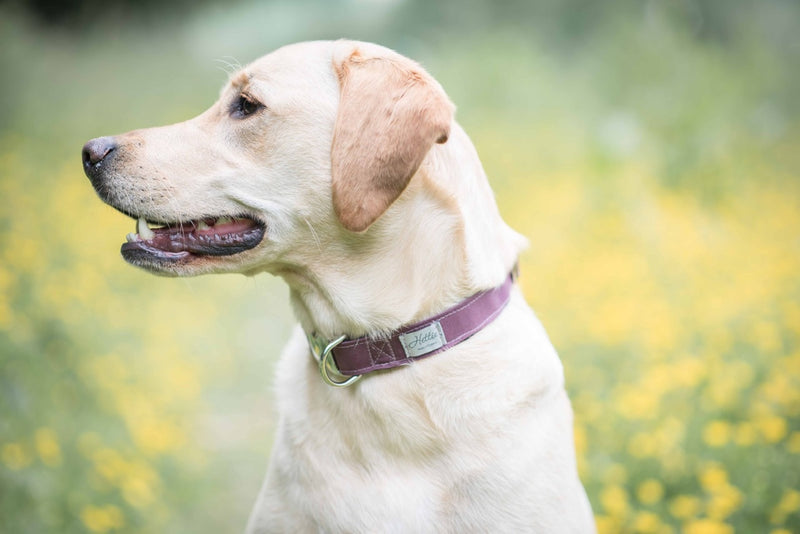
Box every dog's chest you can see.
[251,304,584,533]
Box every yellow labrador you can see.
[83,40,594,533]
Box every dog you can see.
[82,40,595,533]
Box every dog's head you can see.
[82,40,454,277]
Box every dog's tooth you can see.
[126,232,139,243]
[137,216,155,240]
[196,221,211,231]
[216,216,233,225]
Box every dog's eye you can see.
[231,94,262,119]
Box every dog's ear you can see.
[331,45,454,232]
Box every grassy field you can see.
[1,1,798,532]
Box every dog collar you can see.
[307,271,516,387]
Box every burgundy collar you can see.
[307,272,516,387]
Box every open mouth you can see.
[121,215,266,264]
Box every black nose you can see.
[82,136,117,177]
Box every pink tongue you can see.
[198,219,255,235]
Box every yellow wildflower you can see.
[92,448,129,483]
[705,375,739,409]
[163,361,202,401]
[699,464,728,492]
[761,374,799,409]
[615,386,660,420]
[757,415,788,443]
[573,423,587,457]
[34,427,62,467]
[122,473,156,508]
[1,442,32,470]
[128,418,186,456]
[770,489,800,524]
[595,514,621,534]
[683,518,733,534]
[707,485,743,520]
[637,479,665,505]
[632,511,662,533]
[702,420,731,447]
[669,495,701,519]
[787,432,800,454]
[80,505,125,533]
[672,357,706,388]
[600,485,629,518]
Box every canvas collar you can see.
[306,270,516,387]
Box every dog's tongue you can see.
[123,216,264,256]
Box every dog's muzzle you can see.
[80,135,267,270]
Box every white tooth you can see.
[137,217,155,240]
[126,233,139,242]
[216,216,233,225]
[196,221,210,231]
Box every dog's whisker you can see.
[214,57,243,77]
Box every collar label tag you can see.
[399,321,446,358]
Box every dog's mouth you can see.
[120,215,266,265]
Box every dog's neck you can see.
[277,124,525,341]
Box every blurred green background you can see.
[1,0,798,532]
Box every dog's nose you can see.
[82,136,117,176]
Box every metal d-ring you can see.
[315,334,362,388]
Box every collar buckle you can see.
[307,333,362,388]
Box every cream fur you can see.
[88,40,595,533]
